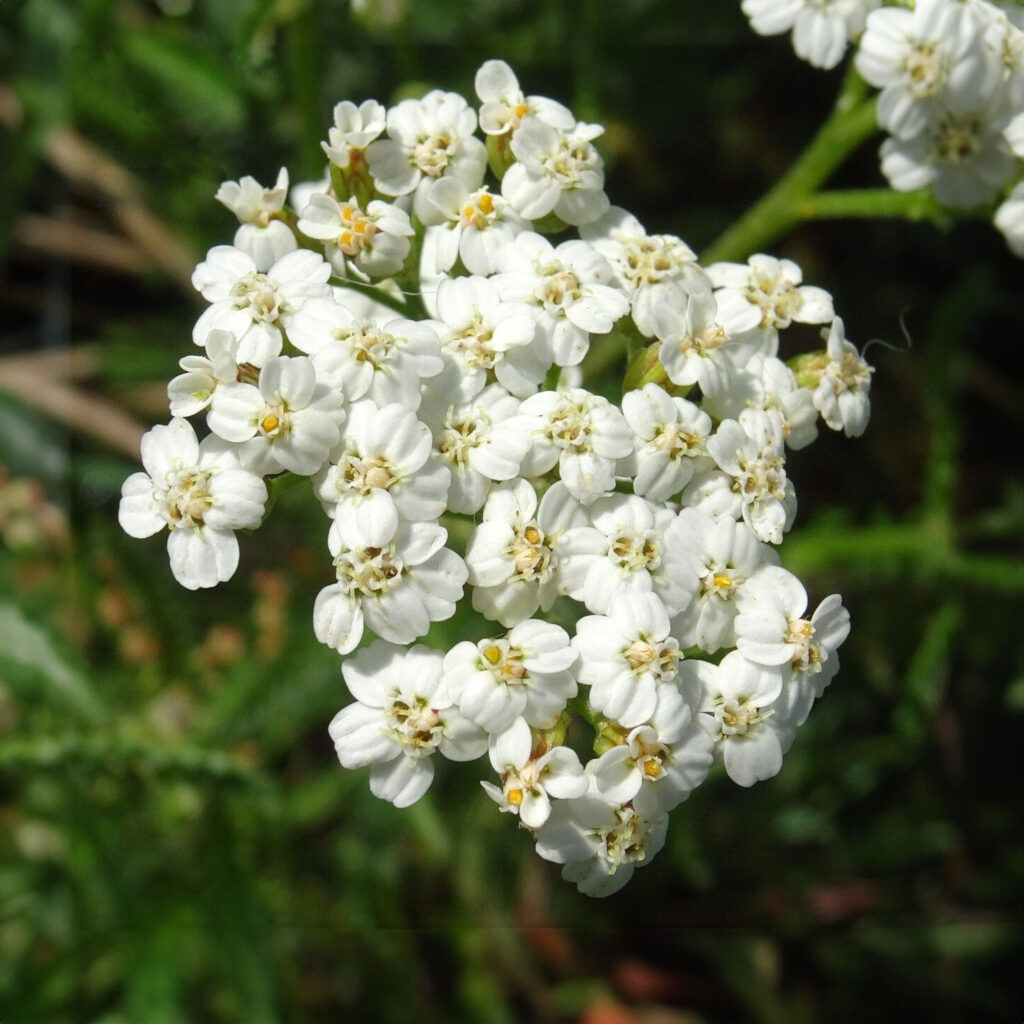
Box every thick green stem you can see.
[701,66,879,265]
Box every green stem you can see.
[795,188,948,223]
[701,65,879,265]
[329,276,414,317]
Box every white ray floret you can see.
[215,167,297,272]
[329,641,487,808]
[118,418,267,591]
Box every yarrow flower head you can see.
[119,58,875,897]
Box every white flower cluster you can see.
[120,60,873,897]
[740,0,1024,256]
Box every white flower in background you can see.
[119,418,267,590]
[366,90,488,222]
[215,167,297,272]
[291,300,443,409]
[741,0,881,71]
[708,254,835,357]
[502,117,610,226]
[298,193,413,279]
[474,59,575,136]
[667,508,778,654]
[510,388,634,502]
[494,232,629,368]
[428,275,546,398]
[653,290,758,398]
[856,0,994,140]
[879,92,1017,208]
[534,787,669,897]
[329,641,486,808]
[167,328,242,418]
[706,408,796,545]
[422,180,529,276]
[683,651,791,788]
[314,499,466,654]
[191,246,332,366]
[558,494,697,616]
[207,355,344,477]
[425,383,530,514]
[580,206,709,337]
[812,317,874,437]
[572,592,682,727]
[321,99,386,168]
[589,682,714,812]
[621,383,712,501]
[313,399,449,522]
[481,718,588,828]
[445,619,577,732]
[465,479,588,626]
[994,181,1024,256]
[734,564,851,719]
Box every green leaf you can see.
[121,30,246,133]
[0,604,104,725]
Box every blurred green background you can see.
[0,1,1021,1022]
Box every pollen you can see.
[483,645,503,665]
[478,192,494,214]
[260,413,281,434]
[523,526,542,544]
[643,759,661,778]
[507,787,524,806]
[514,103,529,119]
[713,573,733,589]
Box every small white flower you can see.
[812,317,874,437]
[683,651,790,788]
[321,99,387,168]
[494,232,629,368]
[666,508,778,654]
[207,355,344,477]
[445,619,578,733]
[621,383,712,501]
[366,90,488,222]
[742,0,881,70]
[501,117,610,227]
[119,418,267,590]
[572,592,682,727]
[482,718,588,828]
[708,254,834,357]
[580,206,709,337]
[425,383,530,514]
[558,494,698,616]
[734,564,851,717]
[291,299,443,410]
[298,194,413,280]
[313,399,450,522]
[191,246,332,365]
[466,479,588,626]
[215,167,297,272]
[856,0,995,140]
[653,290,759,397]
[428,275,546,399]
[534,786,669,897]
[329,641,486,808]
[706,409,796,545]
[167,328,242,418]
[589,682,713,812]
[474,59,575,136]
[509,387,634,502]
[423,180,529,276]
[314,500,467,654]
